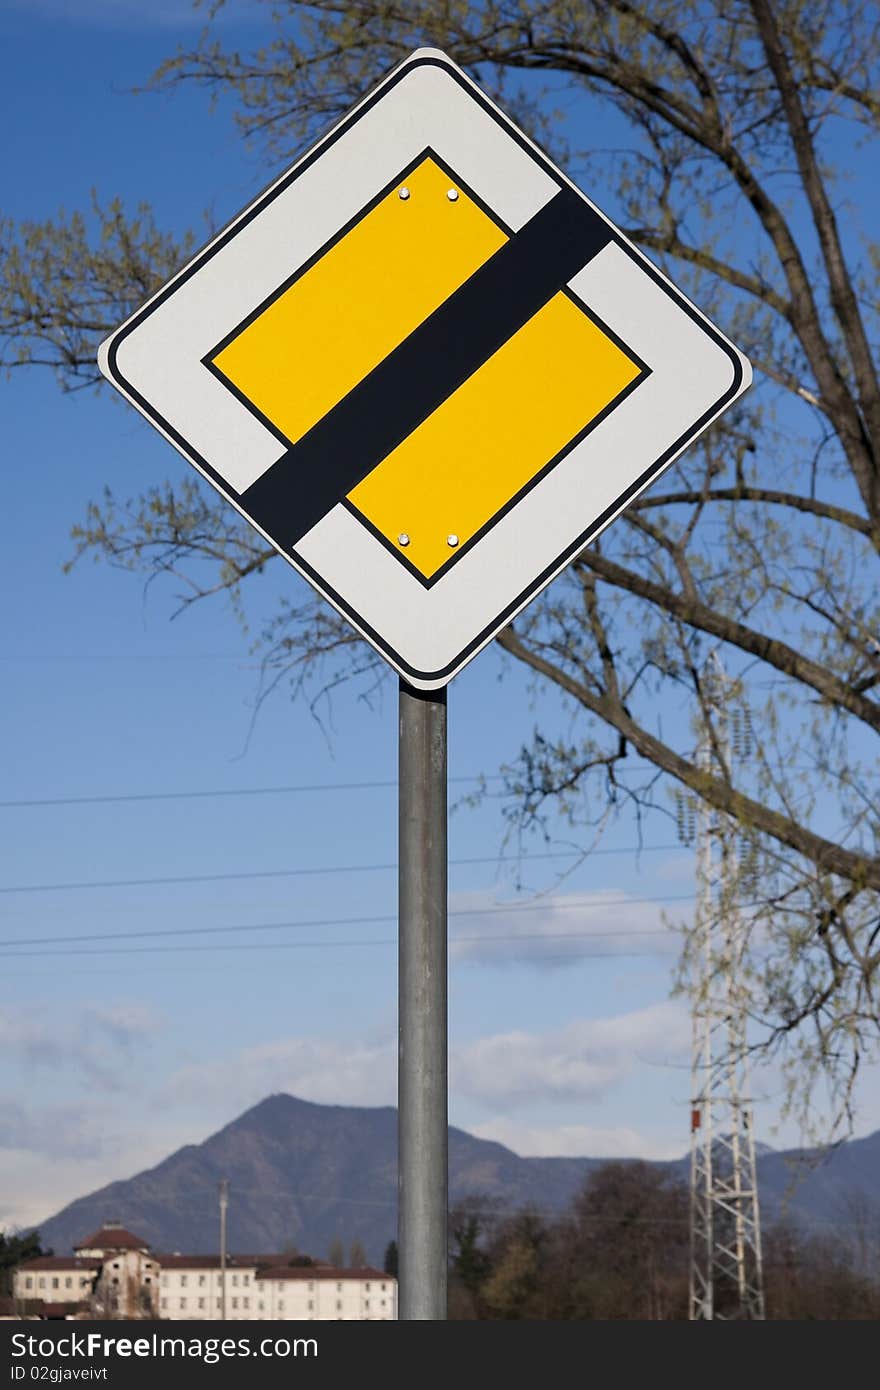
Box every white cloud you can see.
[0,1108,193,1234]
[0,1002,160,1092]
[87,1003,160,1050]
[0,1150,105,1234]
[452,1001,690,1108]
[470,1117,685,1162]
[158,1000,690,1123]
[654,852,699,884]
[161,1034,397,1113]
[0,1098,109,1162]
[0,1012,66,1068]
[449,888,682,969]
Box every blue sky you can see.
[1,0,876,1241]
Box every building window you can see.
[51,1278,59,1289]
[161,1275,168,1287]
[232,1274,238,1287]
[198,1298,205,1310]
[243,1298,249,1310]
[198,1274,206,1287]
[278,1300,284,1311]
[381,1283,386,1291]
[180,1275,188,1287]
[337,1283,342,1292]
[308,1300,314,1311]
[161,1299,167,1310]
[242,1275,249,1287]
[144,1276,151,1285]
[216,1298,221,1309]
[308,1281,314,1292]
[258,1302,264,1313]
[231,1298,238,1310]
[336,1300,342,1311]
[38,1278,45,1289]
[25,1278,32,1290]
[113,1263,119,1270]
[365,1300,370,1309]
[112,1277,119,1286]
[180,1298,187,1310]
[80,1278,89,1288]
[276,1282,283,1292]
[65,1277,72,1289]
[365,1282,371,1291]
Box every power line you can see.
[0,895,690,950]
[1,942,770,980]
[0,847,683,896]
[124,1186,698,1221]
[0,939,673,959]
[0,768,675,810]
[0,951,669,978]
[0,776,488,810]
[0,852,571,896]
[20,1178,852,1231]
[0,653,246,663]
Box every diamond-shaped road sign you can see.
[98,48,750,691]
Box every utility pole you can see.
[398,680,448,1320]
[219,1178,229,1321]
[684,656,765,1320]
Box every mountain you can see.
[743,1129,880,1229]
[34,1095,880,1264]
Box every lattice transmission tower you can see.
[678,656,765,1320]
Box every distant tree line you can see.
[448,1162,880,1320]
[0,1231,48,1299]
[7,1184,878,1319]
[322,1237,372,1269]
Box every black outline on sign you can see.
[337,284,648,589]
[103,53,744,685]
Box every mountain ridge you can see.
[33,1094,880,1264]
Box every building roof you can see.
[255,1266,388,1282]
[155,1253,286,1270]
[152,1254,388,1280]
[17,1257,101,1273]
[74,1225,149,1253]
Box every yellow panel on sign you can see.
[213,157,507,447]
[348,293,642,579]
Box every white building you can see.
[158,1256,395,1320]
[15,1223,396,1321]
[14,1225,161,1319]
[12,1255,101,1314]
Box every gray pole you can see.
[219,1178,228,1321]
[398,678,448,1320]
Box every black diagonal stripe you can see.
[239,185,612,544]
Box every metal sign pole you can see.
[398,678,448,1320]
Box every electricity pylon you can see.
[679,657,765,1320]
